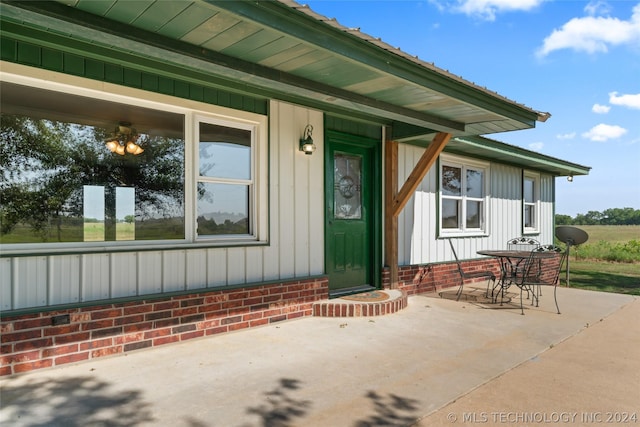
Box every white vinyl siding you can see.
[397,145,555,266]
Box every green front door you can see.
[325,132,379,296]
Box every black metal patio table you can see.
[476,249,556,307]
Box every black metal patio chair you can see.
[511,245,567,315]
[448,239,496,301]
[504,236,542,298]
[506,236,540,251]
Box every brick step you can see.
[312,289,407,317]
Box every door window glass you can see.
[334,154,362,219]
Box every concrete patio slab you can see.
[1,287,637,426]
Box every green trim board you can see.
[446,136,591,177]
[0,29,269,115]
[325,116,382,141]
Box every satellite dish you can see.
[555,226,589,246]
[555,226,589,287]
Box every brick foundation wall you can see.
[0,278,328,377]
[383,259,500,295]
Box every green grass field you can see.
[575,225,640,243]
[84,222,135,241]
[562,225,640,296]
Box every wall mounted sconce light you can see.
[567,175,574,182]
[299,124,316,155]
[105,122,144,156]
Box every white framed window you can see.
[440,155,489,236]
[523,172,540,233]
[0,70,268,252]
[195,117,257,241]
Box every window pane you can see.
[442,166,461,196]
[116,187,135,241]
[466,169,484,198]
[524,178,534,203]
[197,183,249,235]
[334,153,362,219]
[442,199,460,229]
[0,82,185,244]
[466,200,482,229]
[199,123,251,180]
[524,205,535,228]
[84,186,105,242]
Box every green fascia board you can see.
[389,122,437,141]
[451,136,591,176]
[0,2,465,133]
[208,0,541,126]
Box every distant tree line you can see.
[556,208,640,225]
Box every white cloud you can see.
[557,132,577,140]
[585,0,612,17]
[582,123,628,141]
[592,104,611,113]
[432,0,544,21]
[536,3,640,57]
[609,91,640,109]
[528,142,544,151]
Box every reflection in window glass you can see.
[116,187,135,241]
[524,178,534,203]
[84,186,105,242]
[197,183,249,235]
[466,169,483,198]
[199,123,251,180]
[466,201,481,229]
[442,166,461,196]
[524,205,535,228]
[0,82,185,244]
[442,199,460,229]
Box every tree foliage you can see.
[1,115,184,242]
[556,208,640,225]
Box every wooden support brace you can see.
[391,132,451,218]
[384,132,452,288]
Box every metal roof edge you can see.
[453,135,591,176]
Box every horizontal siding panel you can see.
[139,251,163,295]
[227,248,246,286]
[245,247,264,283]
[1,258,12,311]
[15,257,47,309]
[111,252,138,298]
[162,251,186,292]
[82,254,110,302]
[207,248,228,287]
[49,255,81,305]
[186,249,208,290]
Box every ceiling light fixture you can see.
[105,122,144,155]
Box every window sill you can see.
[0,240,270,258]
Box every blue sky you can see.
[305,0,640,217]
